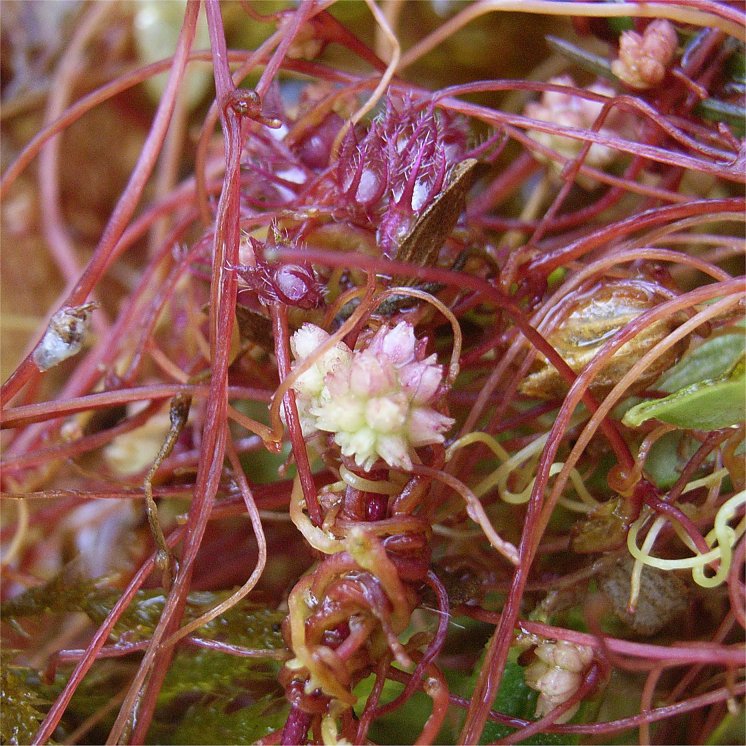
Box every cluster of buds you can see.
[524,75,629,174]
[235,233,324,310]
[235,95,472,258]
[612,19,678,89]
[524,639,595,722]
[276,12,325,61]
[337,97,469,257]
[235,84,342,209]
[288,321,453,470]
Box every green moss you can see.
[3,579,289,742]
[0,654,50,746]
[3,572,286,648]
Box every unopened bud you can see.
[32,303,96,371]
[612,20,678,89]
[524,640,594,722]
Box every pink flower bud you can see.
[399,357,442,404]
[612,19,678,89]
[407,407,453,447]
[378,322,417,366]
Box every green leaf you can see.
[451,648,579,745]
[133,1,211,109]
[644,430,727,490]
[479,661,578,744]
[623,355,746,430]
[645,430,687,489]
[606,15,634,33]
[705,708,746,745]
[354,675,443,744]
[694,99,746,137]
[657,321,746,393]
[725,41,746,84]
[163,694,287,745]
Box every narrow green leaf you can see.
[645,431,695,489]
[544,36,615,79]
[694,99,746,137]
[725,40,746,84]
[477,660,578,745]
[657,322,746,394]
[705,708,746,745]
[623,356,746,430]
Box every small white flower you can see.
[286,323,352,435]
[366,395,407,433]
[525,76,630,177]
[288,322,453,470]
[535,639,593,672]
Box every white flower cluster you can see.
[288,322,453,471]
[524,639,594,723]
[525,75,627,171]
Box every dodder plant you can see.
[1,1,744,744]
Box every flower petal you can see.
[407,408,453,446]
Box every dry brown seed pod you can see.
[32,302,97,371]
[520,280,687,399]
[597,554,689,635]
